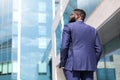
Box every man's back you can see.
[60,8,102,80]
[61,21,102,71]
[70,21,96,50]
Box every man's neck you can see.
[76,19,83,22]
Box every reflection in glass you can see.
[39,2,47,12]
[12,37,18,48]
[2,62,8,74]
[38,26,47,36]
[38,13,47,23]
[13,0,18,10]
[56,21,62,55]
[12,23,18,35]
[39,37,50,49]
[97,37,120,80]
[0,63,2,72]
[97,68,116,80]
[13,11,18,22]
[38,61,47,74]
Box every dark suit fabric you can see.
[63,69,93,80]
[60,21,102,71]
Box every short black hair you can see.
[74,9,86,21]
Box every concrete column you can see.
[51,0,69,80]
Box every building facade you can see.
[0,0,53,80]
[0,0,17,80]
[1,0,120,80]
[51,0,120,80]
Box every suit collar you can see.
[76,20,83,23]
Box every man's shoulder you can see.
[64,22,76,29]
[66,22,76,26]
[65,22,96,31]
[84,23,96,30]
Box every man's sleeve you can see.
[59,25,71,68]
[95,31,102,63]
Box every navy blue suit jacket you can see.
[60,21,102,71]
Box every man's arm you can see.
[95,31,102,63]
[60,25,71,68]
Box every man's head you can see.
[69,9,86,22]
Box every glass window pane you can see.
[56,21,62,55]
[2,62,8,74]
[12,23,18,35]
[38,61,47,74]
[0,63,2,72]
[12,49,17,61]
[39,2,47,12]
[13,11,18,22]
[12,37,18,48]
[39,37,49,48]
[97,68,116,80]
[12,61,17,73]
[38,13,46,23]
[8,61,17,73]
[7,48,12,61]
[13,0,18,10]
[8,62,12,73]
[2,50,7,62]
[0,53,2,62]
[38,26,47,36]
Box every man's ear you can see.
[78,15,82,20]
[76,15,80,20]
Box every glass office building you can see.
[0,0,53,80]
[21,0,53,80]
[0,0,17,80]
[1,0,120,80]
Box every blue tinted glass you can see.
[63,0,77,24]
[21,0,52,80]
[8,13,12,23]
[55,1,59,13]
[22,12,38,27]
[3,14,8,23]
[0,75,12,80]
[2,49,7,62]
[7,24,12,36]
[97,68,116,80]
[56,21,62,55]
[38,61,47,73]
[0,17,2,24]
[77,0,101,19]
[7,48,12,61]
[42,40,52,61]
[12,23,18,35]
[38,13,47,23]
[0,63,2,72]
[12,49,17,61]
[0,53,2,62]
[63,0,102,23]
[0,0,2,15]
[39,2,47,12]
[38,26,47,36]
[12,37,18,49]
[0,0,15,79]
